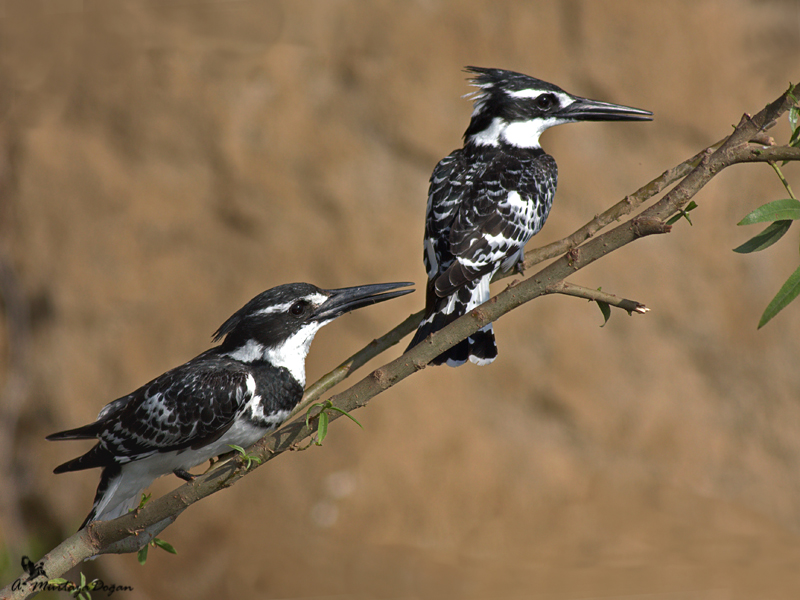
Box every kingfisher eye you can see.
[289,301,307,317]
[536,93,557,110]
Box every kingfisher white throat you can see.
[406,66,652,366]
[49,281,413,528]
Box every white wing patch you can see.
[500,190,529,211]
[466,276,491,312]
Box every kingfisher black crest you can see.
[406,66,652,366]
[48,281,413,528]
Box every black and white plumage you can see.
[406,67,652,366]
[48,281,413,528]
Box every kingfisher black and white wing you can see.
[408,146,557,366]
[48,353,299,528]
[438,148,557,295]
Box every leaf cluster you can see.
[734,92,800,328]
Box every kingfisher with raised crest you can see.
[406,67,652,366]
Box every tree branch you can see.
[547,281,649,315]
[4,84,798,600]
[510,138,725,272]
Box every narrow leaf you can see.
[666,201,699,226]
[133,492,151,511]
[758,264,800,328]
[783,108,800,164]
[328,406,363,428]
[738,199,800,225]
[153,538,177,554]
[733,220,792,253]
[666,212,683,225]
[317,411,329,444]
[137,545,148,566]
[596,300,611,327]
[790,127,800,148]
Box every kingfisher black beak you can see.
[558,96,653,122]
[314,282,414,321]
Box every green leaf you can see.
[316,411,329,445]
[73,572,90,600]
[48,578,69,586]
[790,125,800,148]
[733,220,792,253]
[596,300,611,327]
[137,544,149,565]
[130,492,152,512]
[738,199,800,225]
[307,400,364,446]
[153,538,177,555]
[758,263,800,328]
[666,201,699,226]
[327,405,363,429]
[229,444,261,469]
[783,103,800,164]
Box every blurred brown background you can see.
[2,1,800,598]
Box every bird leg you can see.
[173,468,196,482]
[514,256,526,276]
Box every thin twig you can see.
[546,281,649,314]
[769,160,798,200]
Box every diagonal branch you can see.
[288,141,727,408]
[513,137,726,272]
[4,84,799,600]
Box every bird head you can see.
[462,66,653,149]
[213,282,413,384]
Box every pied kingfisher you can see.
[49,281,413,527]
[406,66,652,366]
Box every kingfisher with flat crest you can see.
[406,66,652,366]
[48,281,413,528]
